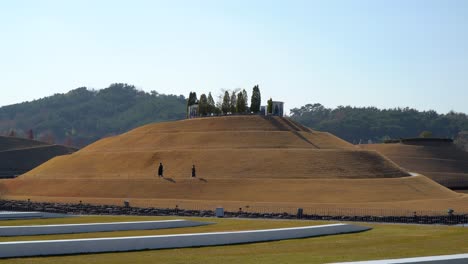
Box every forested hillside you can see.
[290,103,468,144]
[0,83,186,147]
[2,86,468,148]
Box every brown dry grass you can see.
[1,175,459,204]
[1,116,467,212]
[19,149,407,179]
[15,116,405,180]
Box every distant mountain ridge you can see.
[290,103,468,144]
[2,85,468,148]
[0,83,187,147]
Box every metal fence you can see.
[1,199,467,225]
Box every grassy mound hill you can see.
[14,116,404,180]
[360,140,468,189]
[1,116,466,212]
[0,136,76,178]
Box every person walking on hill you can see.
[158,162,164,178]
[191,164,196,178]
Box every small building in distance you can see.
[271,101,284,116]
[188,103,199,119]
[261,101,284,116]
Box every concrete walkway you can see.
[332,253,468,263]
[0,211,69,220]
[0,219,212,236]
[0,223,370,258]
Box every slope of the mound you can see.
[22,149,406,179]
[2,175,466,212]
[6,115,465,212]
[0,136,48,151]
[1,175,456,203]
[360,143,468,189]
[81,116,355,152]
[15,116,408,180]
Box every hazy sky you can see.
[1,0,467,114]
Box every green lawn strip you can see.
[0,216,326,242]
[0,217,467,264]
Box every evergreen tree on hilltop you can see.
[222,91,231,115]
[198,94,208,116]
[242,89,248,111]
[267,98,273,114]
[250,85,261,113]
[186,92,197,117]
[230,91,237,114]
[236,92,246,113]
[207,92,216,115]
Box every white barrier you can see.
[0,220,212,236]
[0,223,370,258]
[0,211,68,220]
[332,253,468,264]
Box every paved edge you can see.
[331,253,468,264]
[0,219,213,236]
[0,211,70,220]
[0,223,370,258]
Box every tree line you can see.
[290,103,468,144]
[3,83,467,148]
[187,85,262,116]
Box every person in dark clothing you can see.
[191,165,196,178]
[158,162,164,177]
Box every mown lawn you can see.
[0,215,467,264]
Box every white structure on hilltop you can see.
[188,103,199,119]
[260,101,284,116]
[260,106,266,116]
[261,101,284,116]
[271,101,284,116]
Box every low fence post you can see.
[297,208,303,219]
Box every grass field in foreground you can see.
[0,216,467,264]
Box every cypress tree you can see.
[236,92,246,113]
[250,85,261,113]
[230,91,237,114]
[267,98,273,114]
[207,92,215,115]
[198,94,208,116]
[186,92,192,117]
[186,92,198,117]
[222,91,230,114]
[242,89,248,110]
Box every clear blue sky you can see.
[1,0,467,114]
